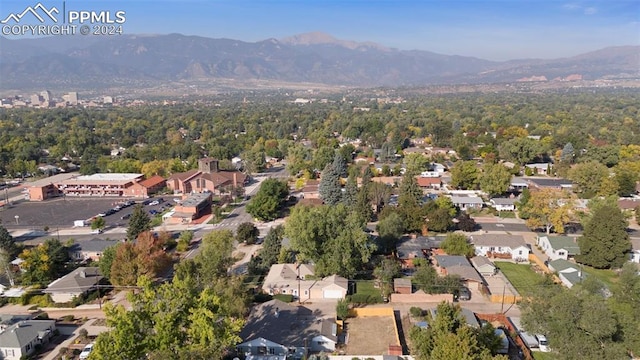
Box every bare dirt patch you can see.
[345,316,398,355]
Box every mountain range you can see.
[0,32,638,90]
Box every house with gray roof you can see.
[536,234,581,261]
[490,198,516,211]
[470,256,497,277]
[525,177,573,190]
[262,264,348,300]
[395,235,445,268]
[471,234,530,261]
[237,299,337,360]
[43,267,103,303]
[450,196,484,212]
[68,238,120,262]
[0,319,56,360]
[548,259,586,288]
[434,255,483,284]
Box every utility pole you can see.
[500,284,506,313]
[297,262,301,304]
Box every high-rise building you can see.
[63,92,78,105]
[40,90,51,102]
[30,94,43,106]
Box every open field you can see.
[344,316,397,355]
[495,262,545,295]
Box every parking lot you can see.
[0,196,175,228]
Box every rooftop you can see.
[0,319,56,348]
[44,267,102,294]
[68,173,143,182]
[539,234,581,255]
[179,192,212,207]
[68,239,120,253]
[450,196,484,204]
[471,234,528,248]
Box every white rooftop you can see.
[72,173,143,182]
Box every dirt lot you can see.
[344,316,398,355]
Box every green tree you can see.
[319,163,342,205]
[196,230,235,281]
[398,172,425,232]
[498,137,541,166]
[342,175,358,207]
[127,204,151,241]
[312,146,336,172]
[236,222,259,245]
[19,239,69,285]
[376,212,405,253]
[91,216,106,231]
[560,142,575,163]
[176,230,194,252]
[285,204,373,278]
[332,152,348,178]
[577,204,631,269]
[90,276,244,360]
[98,245,118,280]
[515,188,531,219]
[440,233,474,257]
[568,161,609,198]
[246,178,289,221]
[426,207,454,233]
[336,298,349,321]
[450,161,480,190]
[0,248,15,286]
[410,302,504,360]
[479,163,512,197]
[0,225,16,257]
[614,166,639,197]
[404,153,430,174]
[250,225,284,275]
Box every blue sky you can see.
[1,0,638,60]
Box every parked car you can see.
[121,213,131,220]
[458,286,471,301]
[535,334,550,352]
[148,200,160,206]
[149,210,158,215]
[79,343,94,360]
[97,213,106,217]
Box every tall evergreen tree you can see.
[398,172,424,232]
[319,163,342,205]
[127,204,152,241]
[0,225,16,257]
[577,204,631,269]
[561,142,575,163]
[332,152,348,178]
[343,175,358,207]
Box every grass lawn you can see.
[495,262,546,295]
[354,281,381,297]
[498,211,516,218]
[533,351,558,360]
[580,266,617,288]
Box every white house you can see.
[630,238,640,264]
[471,234,530,261]
[490,198,516,211]
[237,299,337,360]
[470,256,497,277]
[536,235,581,261]
[0,320,56,360]
[525,163,552,175]
[450,196,484,212]
[262,264,348,300]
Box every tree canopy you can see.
[577,204,631,269]
[246,178,289,221]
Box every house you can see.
[536,235,581,261]
[68,239,120,262]
[525,163,552,175]
[525,177,573,190]
[450,196,484,211]
[237,299,337,360]
[396,235,445,268]
[167,158,246,195]
[416,177,442,190]
[490,198,516,211]
[0,319,56,360]
[433,255,484,285]
[548,259,586,288]
[630,238,640,264]
[43,267,103,303]
[261,264,348,300]
[27,184,61,201]
[618,198,640,211]
[471,234,530,261]
[394,278,412,294]
[510,177,529,191]
[470,256,497,277]
[431,163,447,174]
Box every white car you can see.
[79,343,94,359]
[535,334,550,352]
[148,200,160,206]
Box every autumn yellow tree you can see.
[521,188,574,234]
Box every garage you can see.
[323,289,343,299]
